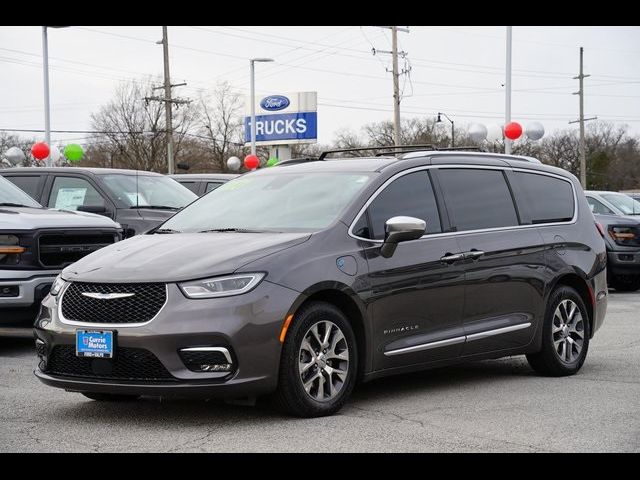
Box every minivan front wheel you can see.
[275,301,357,417]
[526,286,590,376]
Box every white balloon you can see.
[3,146,26,166]
[226,156,241,172]
[525,122,545,141]
[468,123,488,142]
[49,146,61,163]
[486,124,503,143]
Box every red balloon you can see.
[31,142,50,161]
[504,122,523,140]
[244,154,259,170]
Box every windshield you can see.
[0,175,42,208]
[101,174,197,208]
[602,193,640,215]
[160,172,373,233]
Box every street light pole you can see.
[249,58,274,156]
[436,112,455,148]
[42,27,51,166]
[42,26,68,167]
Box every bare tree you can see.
[86,80,198,173]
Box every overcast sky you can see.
[1,25,639,149]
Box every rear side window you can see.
[178,181,198,194]
[514,172,575,223]
[355,170,441,240]
[205,182,223,193]
[438,168,519,231]
[5,176,42,200]
[586,196,614,215]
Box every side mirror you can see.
[380,216,426,258]
[77,205,108,216]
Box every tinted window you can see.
[205,182,223,193]
[178,181,198,194]
[586,197,614,215]
[515,172,574,223]
[439,169,518,231]
[6,176,41,200]
[49,177,105,211]
[363,171,441,240]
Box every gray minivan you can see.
[33,149,608,417]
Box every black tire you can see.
[274,301,358,418]
[81,392,140,402]
[610,275,640,292]
[526,286,590,377]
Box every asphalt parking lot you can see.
[1,291,638,453]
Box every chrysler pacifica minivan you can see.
[33,149,608,417]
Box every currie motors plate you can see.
[75,330,114,358]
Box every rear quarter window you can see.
[512,171,575,224]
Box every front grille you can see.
[45,345,175,381]
[38,233,116,267]
[61,282,166,324]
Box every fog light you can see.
[179,347,234,373]
[199,363,233,372]
[0,285,19,297]
[35,339,47,370]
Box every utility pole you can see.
[145,26,190,174]
[373,26,410,146]
[569,47,597,188]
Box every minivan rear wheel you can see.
[526,286,590,376]
[81,392,140,402]
[274,301,357,418]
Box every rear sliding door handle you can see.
[464,250,485,260]
[440,253,465,263]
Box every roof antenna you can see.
[136,168,139,208]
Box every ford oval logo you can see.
[260,95,290,111]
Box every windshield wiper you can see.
[130,205,179,210]
[154,228,182,234]
[198,228,269,233]
[0,202,37,208]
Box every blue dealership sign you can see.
[244,112,317,144]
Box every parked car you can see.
[585,190,640,291]
[0,175,121,327]
[169,173,239,196]
[34,149,607,417]
[0,167,197,237]
[622,191,640,202]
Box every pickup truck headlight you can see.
[179,273,265,299]
[0,234,25,265]
[608,225,639,246]
[49,275,68,296]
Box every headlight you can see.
[49,275,67,296]
[0,234,25,265]
[608,225,639,246]
[178,273,265,299]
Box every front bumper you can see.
[33,280,299,399]
[607,250,640,276]
[1,269,59,326]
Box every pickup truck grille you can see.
[38,233,117,267]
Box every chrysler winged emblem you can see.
[81,292,135,300]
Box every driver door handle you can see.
[440,253,465,264]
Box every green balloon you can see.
[64,143,84,162]
[266,157,279,167]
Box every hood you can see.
[62,232,311,283]
[0,206,120,230]
[593,213,640,227]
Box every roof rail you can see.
[275,157,319,166]
[318,145,436,161]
